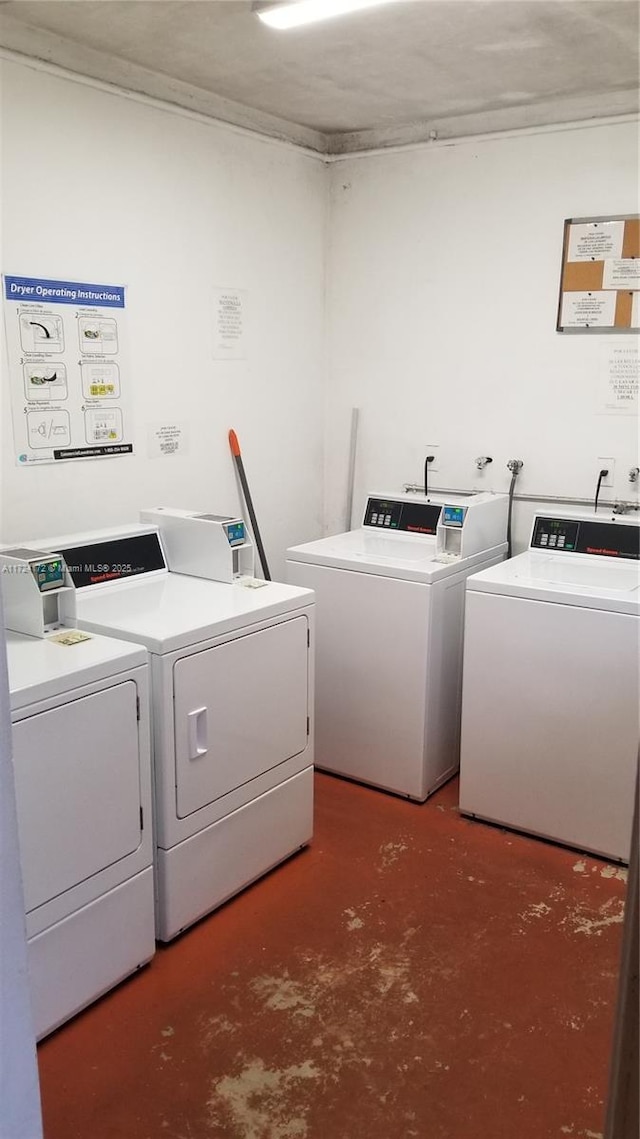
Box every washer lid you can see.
[466,550,640,614]
[6,630,147,711]
[73,573,314,654]
[286,528,501,581]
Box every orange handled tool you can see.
[228,430,271,581]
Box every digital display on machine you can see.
[442,506,466,528]
[532,517,640,560]
[31,558,65,592]
[61,533,167,587]
[363,498,442,534]
[224,522,245,546]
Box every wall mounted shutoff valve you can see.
[475,456,493,470]
[629,467,640,483]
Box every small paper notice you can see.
[49,630,92,645]
[567,221,624,262]
[561,291,616,328]
[602,259,640,290]
[147,422,189,459]
[598,343,639,415]
[213,287,247,359]
[632,292,640,328]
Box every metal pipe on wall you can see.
[345,408,360,531]
[402,484,636,511]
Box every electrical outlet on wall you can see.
[596,457,615,487]
[425,444,440,473]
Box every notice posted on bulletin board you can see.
[557,215,639,333]
[3,273,133,465]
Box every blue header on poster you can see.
[4,275,125,308]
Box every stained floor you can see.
[38,774,627,1139]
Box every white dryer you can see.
[286,491,507,800]
[6,629,154,1039]
[459,509,640,861]
[29,525,315,941]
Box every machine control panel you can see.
[196,514,246,546]
[1,548,66,592]
[31,556,65,592]
[442,505,467,528]
[0,547,73,636]
[223,521,245,546]
[531,517,579,551]
[364,498,442,535]
[61,533,167,587]
[532,516,640,560]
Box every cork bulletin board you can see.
[557,214,639,332]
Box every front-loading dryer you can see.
[28,524,315,941]
[6,629,155,1038]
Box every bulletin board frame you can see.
[556,214,639,334]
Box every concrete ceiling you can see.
[0,0,638,153]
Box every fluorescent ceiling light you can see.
[255,0,399,31]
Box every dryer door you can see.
[173,615,309,817]
[12,681,142,914]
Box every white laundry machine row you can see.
[286,491,508,800]
[29,524,315,941]
[459,509,640,862]
[6,629,155,1040]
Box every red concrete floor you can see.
[37,774,627,1139]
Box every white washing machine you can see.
[6,629,155,1039]
[29,524,315,941]
[286,491,507,800]
[459,509,640,862]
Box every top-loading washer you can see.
[26,523,315,941]
[286,491,507,800]
[0,545,156,1039]
[459,509,640,861]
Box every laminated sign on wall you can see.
[3,274,133,465]
[557,215,639,333]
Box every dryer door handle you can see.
[187,707,208,760]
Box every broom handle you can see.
[228,430,271,581]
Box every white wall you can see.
[0,59,327,578]
[325,122,640,548]
[1,61,638,566]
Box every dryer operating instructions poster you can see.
[3,274,133,465]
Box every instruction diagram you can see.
[80,361,120,400]
[3,273,133,464]
[27,410,71,450]
[78,316,119,353]
[23,361,68,403]
[19,313,65,353]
